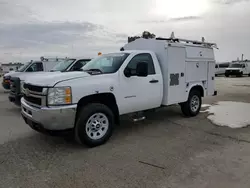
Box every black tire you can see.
[237,72,243,77]
[248,74,250,77]
[225,74,229,77]
[180,89,202,117]
[75,103,115,147]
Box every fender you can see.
[185,82,206,100]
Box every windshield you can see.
[50,59,76,72]
[229,64,244,68]
[82,53,130,74]
[17,62,32,72]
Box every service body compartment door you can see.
[167,46,186,105]
[207,61,215,96]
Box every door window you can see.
[26,62,44,72]
[125,53,155,76]
[70,59,90,71]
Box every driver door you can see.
[118,53,162,114]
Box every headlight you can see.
[47,87,72,105]
[4,76,10,80]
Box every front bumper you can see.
[2,81,10,90]
[225,70,241,75]
[9,92,22,106]
[21,98,77,131]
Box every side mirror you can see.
[136,62,148,77]
[124,68,131,77]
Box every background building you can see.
[1,62,23,73]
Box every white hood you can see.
[25,71,91,87]
[16,72,60,81]
[3,71,21,78]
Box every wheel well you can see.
[190,85,204,97]
[75,93,119,125]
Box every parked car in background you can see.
[215,62,229,76]
[9,58,91,106]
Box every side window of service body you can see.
[125,53,156,76]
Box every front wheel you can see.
[75,103,115,147]
[180,90,202,117]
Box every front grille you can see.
[226,70,239,74]
[23,94,42,106]
[23,83,43,93]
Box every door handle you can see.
[149,79,159,83]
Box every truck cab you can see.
[9,58,91,106]
[20,32,217,147]
[225,63,250,77]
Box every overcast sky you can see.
[0,0,250,63]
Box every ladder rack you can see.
[156,37,217,48]
[128,31,218,49]
[40,57,66,62]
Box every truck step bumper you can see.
[21,114,73,136]
[21,98,77,131]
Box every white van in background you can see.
[225,62,250,77]
[215,62,229,76]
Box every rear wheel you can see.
[225,74,229,77]
[180,90,202,117]
[75,103,114,147]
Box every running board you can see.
[133,116,146,122]
[132,112,146,122]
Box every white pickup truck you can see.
[21,34,217,147]
[9,57,91,106]
[2,58,65,90]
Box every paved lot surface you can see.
[1,77,250,188]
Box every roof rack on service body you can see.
[127,31,218,49]
[40,56,67,62]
